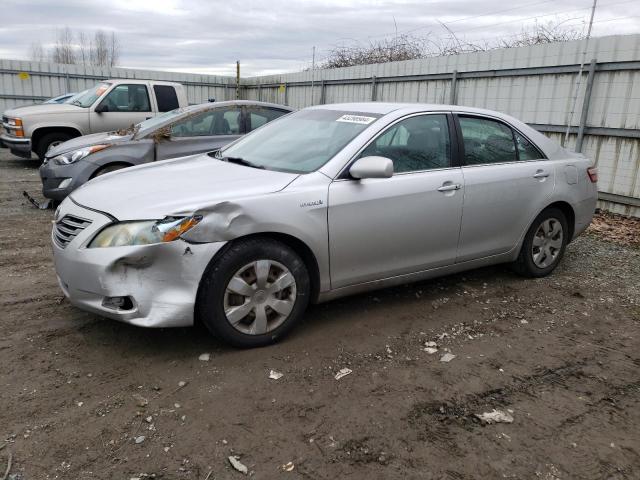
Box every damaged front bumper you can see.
[40,159,95,201]
[52,198,225,328]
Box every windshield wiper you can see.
[222,156,265,169]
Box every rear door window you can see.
[458,116,517,165]
[153,85,179,112]
[514,131,544,160]
[170,107,241,137]
[247,107,289,132]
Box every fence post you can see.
[257,83,262,102]
[320,80,326,104]
[576,58,597,153]
[284,82,288,106]
[235,61,240,100]
[449,70,458,105]
[371,75,377,101]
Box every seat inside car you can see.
[212,114,231,135]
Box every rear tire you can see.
[196,238,310,348]
[35,132,73,161]
[513,207,568,278]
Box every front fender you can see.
[85,141,155,171]
[180,172,332,291]
[27,120,88,138]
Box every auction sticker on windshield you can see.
[336,114,376,125]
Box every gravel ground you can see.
[1,149,639,480]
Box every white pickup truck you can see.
[1,79,188,160]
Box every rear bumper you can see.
[52,198,225,328]
[573,195,598,240]
[0,134,31,158]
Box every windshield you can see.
[44,94,71,104]
[219,109,381,173]
[135,105,196,137]
[70,82,111,108]
[64,89,88,104]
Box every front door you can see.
[90,83,154,133]
[454,114,556,262]
[155,106,243,161]
[328,113,464,289]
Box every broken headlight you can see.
[88,216,202,248]
[52,144,110,165]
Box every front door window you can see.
[98,84,151,113]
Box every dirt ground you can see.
[1,149,639,480]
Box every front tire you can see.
[92,163,129,178]
[35,132,73,161]
[197,238,310,348]
[513,207,568,277]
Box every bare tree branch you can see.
[32,28,121,67]
[51,27,76,64]
[109,31,120,67]
[28,42,46,63]
[318,20,586,69]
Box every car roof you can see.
[183,100,295,113]
[309,102,513,119]
[103,79,182,86]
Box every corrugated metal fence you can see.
[244,35,640,217]
[1,34,639,216]
[0,59,236,112]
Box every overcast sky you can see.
[2,0,639,76]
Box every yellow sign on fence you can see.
[279,84,286,93]
[18,72,30,80]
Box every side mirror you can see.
[95,103,109,113]
[349,156,394,179]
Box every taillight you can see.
[587,167,598,183]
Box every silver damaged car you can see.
[51,103,598,347]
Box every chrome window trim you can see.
[335,111,455,180]
[460,158,550,169]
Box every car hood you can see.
[47,131,133,157]
[3,103,85,117]
[70,154,300,220]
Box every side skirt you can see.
[316,250,515,303]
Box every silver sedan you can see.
[51,103,597,347]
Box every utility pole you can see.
[564,0,597,148]
[311,46,316,105]
[236,61,240,100]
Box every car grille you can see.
[54,215,92,248]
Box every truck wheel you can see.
[35,132,73,161]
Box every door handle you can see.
[437,183,461,192]
[533,171,550,179]
[145,117,152,120]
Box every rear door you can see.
[454,114,556,262]
[155,106,243,160]
[90,83,154,133]
[328,113,464,288]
